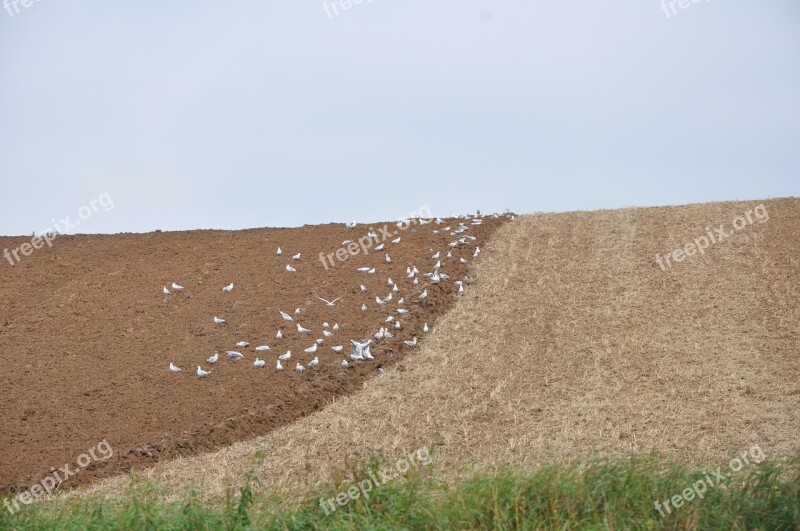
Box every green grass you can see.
[2,452,799,530]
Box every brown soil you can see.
[0,214,510,494]
[71,197,799,505]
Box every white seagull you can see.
[360,284,368,292]
[163,286,171,295]
[169,362,182,372]
[279,310,293,321]
[253,358,266,368]
[276,330,283,339]
[308,357,319,368]
[297,323,311,334]
[341,359,349,368]
[213,316,227,325]
[403,337,418,347]
[286,264,297,272]
[223,283,234,292]
[171,282,184,290]
[236,341,250,348]
[423,322,429,333]
[304,343,318,353]
[277,247,282,255]
[418,289,428,300]
[317,296,343,307]
[276,359,284,371]
[295,363,305,372]
[255,345,270,352]
[197,366,210,378]
[346,220,357,228]
[332,345,343,353]
[226,351,244,361]
[207,352,219,364]
[291,252,301,260]
[279,351,292,361]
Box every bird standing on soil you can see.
[169,362,181,372]
[253,358,266,368]
[197,366,210,378]
[295,363,305,372]
[286,264,297,272]
[279,351,292,361]
[171,282,183,291]
[309,357,319,368]
[163,286,171,295]
[279,310,293,321]
[276,359,284,371]
[207,352,219,364]
[226,351,244,361]
[223,283,234,292]
[297,323,311,334]
[213,316,226,325]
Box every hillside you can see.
[69,197,800,503]
[0,214,510,494]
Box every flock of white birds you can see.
[162,211,513,378]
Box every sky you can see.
[0,0,798,235]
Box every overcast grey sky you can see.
[1,1,798,235]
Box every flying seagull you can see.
[317,295,343,307]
